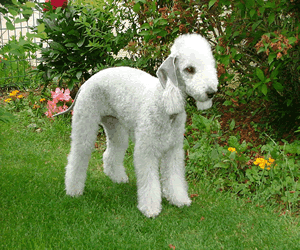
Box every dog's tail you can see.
[53,88,81,117]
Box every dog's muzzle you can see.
[206,87,217,99]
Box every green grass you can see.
[1,114,300,249]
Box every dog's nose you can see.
[206,89,216,99]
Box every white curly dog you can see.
[56,34,218,218]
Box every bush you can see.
[123,0,299,120]
[210,0,300,121]
[36,2,135,89]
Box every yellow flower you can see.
[259,163,265,169]
[4,98,12,103]
[268,158,275,163]
[228,147,236,152]
[9,90,19,96]
[254,158,268,169]
[254,157,275,170]
[4,57,7,61]
[17,95,23,99]
[40,98,46,102]
[254,158,264,165]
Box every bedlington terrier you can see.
[57,34,218,218]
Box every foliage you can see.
[124,0,299,120]
[0,35,40,88]
[185,113,300,210]
[0,1,47,89]
[0,0,27,15]
[3,89,50,117]
[123,0,205,75]
[36,2,135,89]
[210,0,300,122]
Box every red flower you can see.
[43,0,68,12]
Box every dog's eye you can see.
[185,67,195,74]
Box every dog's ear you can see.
[156,56,178,89]
[157,56,184,115]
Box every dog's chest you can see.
[155,113,186,151]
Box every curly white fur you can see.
[63,34,218,218]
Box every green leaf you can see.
[15,17,27,23]
[77,38,85,47]
[76,71,82,80]
[141,23,151,29]
[232,31,240,38]
[229,119,235,131]
[214,162,229,169]
[252,20,262,31]
[133,3,140,12]
[268,53,276,65]
[208,0,217,9]
[223,100,232,106]
[138,30,150,36]
[37,23,45,33]
[268,13,275,25]
[50,41,66,52]
[261,84,268,95]
[249,9,256,18]
[288,37,297,44]
[67,55,78,62]
[6,22,15,30]
[253,82,262,89]
[22,9,33,15]
[25,2,36,8]
[9,9,18,16]
[273,82,284,92]
[256,68,265,82]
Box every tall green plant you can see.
[36,2,135,89]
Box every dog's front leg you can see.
[160,146,192,207]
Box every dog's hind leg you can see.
[134,137,162,218]
[101,116,129,183]
[65,100,101,197]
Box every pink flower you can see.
[51,88,72,102]
[45,88,73,118]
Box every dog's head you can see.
[157,34,218,112]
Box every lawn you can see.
[1,112,299,249]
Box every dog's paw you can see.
[104,167,129,183]
[66,186,84,197]
[167,195,192,207]
[111,174,129,184]
[138,203,162,218]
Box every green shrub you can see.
[124,0,299,119]
[36,3,135,89]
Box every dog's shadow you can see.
[83,175,138,210]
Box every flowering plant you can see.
[4,90,25,111]
[45,88,73,118]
